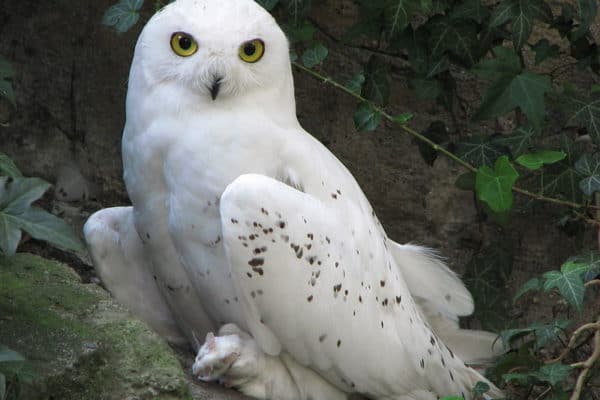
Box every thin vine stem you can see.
[292,62,598,212]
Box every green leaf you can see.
[283,0,309,23]
[493,125,536,157]
[284,20,316,43]
[531,320,570,349]
[0,177,51,214]
[502,372,532,384]
[473,46,521,81]
[417,121,448,165]
[0,347,25,363]
[514,277,541,302]
[575,153,600,195]
[0,177,85,255]
[489,0,518,28]
[563,91,600,144]
[425,55,450,79]
[516,150,566,170]
[17,207,86,253]
[499,327,535,348]
[0,56,16,106]
[472,381,490,396]
[473,47,550,132]
[102,0,144,33]
[531,363,573,386]
[353,103,382,132]
[0,373,4,400]
[572,0,598,40]
[511,1,534,50]
[457,135,508,167]
[455,172,476,191]
[543,262,588,310]
[410,78,443,100]
[255,0,280,11]
[363,56,391,105]
[450,0,489,23]
[392,113,413,124]
[509,72,552,132]
[532,39,560,65]
[428,16,479,67]
[345,73,365,95]
[384,0,413,39]
[0,154,22,178]
[475,156,519,212]
[463,241,513,331]
[301,43,328,68]
[569,250,600,282]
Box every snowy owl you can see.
[84,0,504,399]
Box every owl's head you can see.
[129,0,293,106]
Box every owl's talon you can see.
[192,331,243,382]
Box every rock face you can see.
[0,253,247,400]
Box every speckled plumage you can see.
[84,0,503,399]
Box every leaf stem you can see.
[292,62,598,212]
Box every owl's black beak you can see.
[209,76,222,100]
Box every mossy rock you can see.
[0,253,191,400]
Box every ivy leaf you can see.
[255,0,280,11]
[301,43,328,68]
[472,381,490,397]
[474,47,551,132]
[499,327,535,348]
[511,1,534,50]
[0,177,85,255]
[0,347,25,363]
[572,0,598,40]
[514,277,541,302]
[543,262,588,310]
[476,156,519,212]
[457,135,508,167]
[428,16,479,67]
[410,78,443,100]
[563,90,600,144]
[502,372,532,384]
[417,121,448,165]
[345,73,365,95]
[0,154,22,178]
[510,72,552,131]
[531,320,570,349]
[531,363,573,386]
[384,0,413,39]
[575,153,600,195]
[353,102,382,132]
[284,20,316,43]
[283,0,309,23]
[516,150,566,170]
[493,125,536,157]
[363,56,391,105]
[440,397,463,400]
[464,241,513,330]
[489,0,518,28]
[569,250,600,282]
[102,0,144,33]
[450,0,489,23]
[532,39,561,65]
[0,56,16,107]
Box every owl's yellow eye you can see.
[239,39,265,63]
[170,32,198,57]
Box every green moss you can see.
[0,253,192,400]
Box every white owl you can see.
[84,0,504,399]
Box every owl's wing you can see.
[218,173,500,398]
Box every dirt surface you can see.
[1,0,599,398]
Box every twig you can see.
[292,62,600,213]
[569,318,600,400]
[547,320,600,364]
